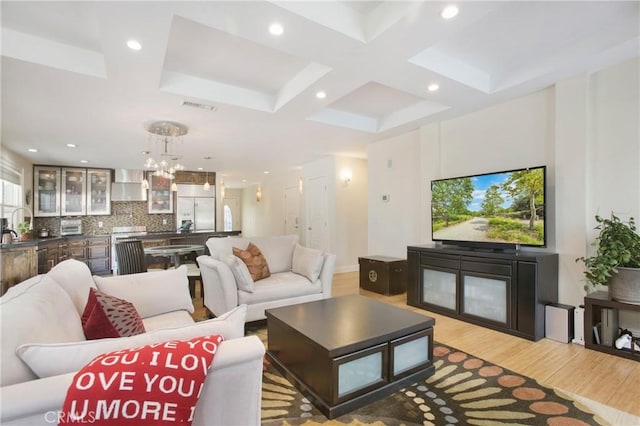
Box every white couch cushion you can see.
[46,259,96,316]
[206,237,250,261]
[222,254,254,292]
[238,272,321,305]
[16,304,247,379]
[252,235,298,273]
[0,275,85,386]
[206,235,299,273]
[292,243,324,282]
[93,265,194,318]
[142,310,195,331]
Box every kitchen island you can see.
[1,230,241,295]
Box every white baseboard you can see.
[334,264,359,274]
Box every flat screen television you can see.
[431,166,546,249]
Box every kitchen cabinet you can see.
[37,239,61,273]
[34,166,61,216]
[87,169,111,215]
[68,236,111,275]
[148,175,173,214]
[34,166,112,217]
[1,245,37,295]
[61,168,87,215]
[174,171,213,185]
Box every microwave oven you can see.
[60,219,82,236]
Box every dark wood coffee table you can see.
[265,295,435,418]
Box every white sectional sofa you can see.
[198,235,336,322]
[0,259,264,426]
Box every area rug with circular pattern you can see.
[259,342,606,426]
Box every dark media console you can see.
[407,245,558,341]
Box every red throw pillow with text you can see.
[81,288,146,340]
[59,334,224,425]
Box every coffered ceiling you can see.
[1,1,638,186]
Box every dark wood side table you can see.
[358,255,407,295]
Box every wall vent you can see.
[181,100,216,111]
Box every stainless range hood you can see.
[111,169,147,201]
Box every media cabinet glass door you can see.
[461,272,510,326]
[421,266,458,313]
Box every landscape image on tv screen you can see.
[431,166,546,247]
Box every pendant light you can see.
[203,171,210,191]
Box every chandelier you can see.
[142,121,188,190]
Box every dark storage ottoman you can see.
[358,256,407,295]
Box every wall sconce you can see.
[340,169,352,185]
[256,186,262,202]
[220,177,225,199]
[299,176,303,194]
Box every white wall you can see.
[241,155,368,271]
[368,131,422,255]
[368,57,639,308]
[334,156,368,272]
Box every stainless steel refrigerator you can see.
[176,184,215,231]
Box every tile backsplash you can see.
[33,201,175,236]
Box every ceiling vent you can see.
[181,100,217,111]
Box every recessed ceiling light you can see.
[316,91,327,99]
[269,22,284,36]
[264,171,270,174]
[66,143,77,148]
[27,148,38,153]
[428,83,440,92]
[127,39,142,50]
[80,160,89,164]
[197,167,203,171]
[441,5,459,19]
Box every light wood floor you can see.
[193,272,640,420]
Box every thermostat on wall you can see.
[382,194,390,202]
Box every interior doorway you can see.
[284,185,301,236]
[305,176,329,252]
[223,196,240,231]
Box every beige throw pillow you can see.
[222,254,254,292]
[292,244,324,283]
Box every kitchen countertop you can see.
[1,230,241,249]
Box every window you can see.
[0,160,23,225]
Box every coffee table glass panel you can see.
[266,295,435,418]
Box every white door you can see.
[224,196,240,231]
[305,176,329,252]
[284,185,301,236]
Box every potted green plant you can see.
[16,221,33,241]
[577,213,640,303]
